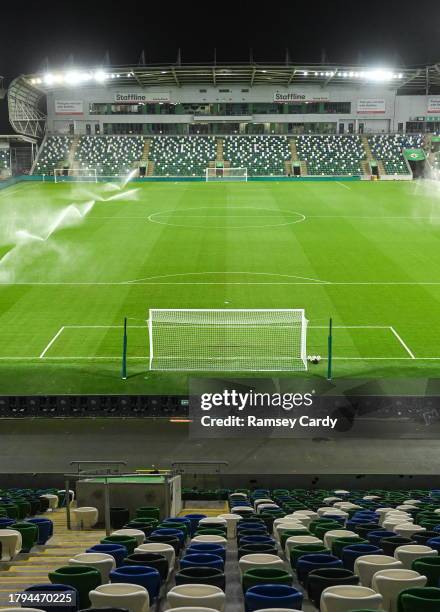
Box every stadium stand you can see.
[0,148,10,172]
[31,133,427,178]
[4,484,440,611]
[148,135,216,176]
[368,134,424,175]
[223,135,291,176]
[33,136,71,175]
[295,134,366,176]
[75,135,144,176]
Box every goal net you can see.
[148,309,308,371]
[206,167,247,182]
[54,168,98,183]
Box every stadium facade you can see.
[8,63,440,138]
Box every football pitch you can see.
[1,178,440,395]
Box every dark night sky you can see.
[1,0,440,131]
[1,1,440,77]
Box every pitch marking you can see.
[127,271,329,284]
[390,326,416,359]
[147,207,306,229]
[40,326,65,359]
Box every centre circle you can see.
[147,207,306,229]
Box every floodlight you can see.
[366,69,393,82]
[43,73,55,85]
[94,70,108,83]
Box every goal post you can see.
[54,168,98,183]
[148,308,308,372]
[206,167,248,182]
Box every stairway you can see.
[147,161,155,176]
[141,138,151,163]
[285,138,303,175]
[290,138,299,161]
[66,136,80,172]
[360,160,371,176]
[216,138,224,162]
[377,160,386,176]
[300,161,308,176]
[361,135,374,161]
[0,509,106,597]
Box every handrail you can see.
[172,460,229,474]
[70,460,127,474]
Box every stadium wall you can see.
[1,418,440,476]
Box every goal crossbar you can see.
[206,167,247,182]
[148,308,308,372]
[54,168,98,183]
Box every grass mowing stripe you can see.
[0,179,439,393]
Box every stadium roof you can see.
[0,134,37,144]
[20,62,440,93]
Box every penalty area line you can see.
[390,326,416,359]
[39,326,65,359]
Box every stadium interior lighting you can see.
[94,70,108,83]
[40,69,109,87]
[364,69,395,82]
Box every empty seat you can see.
[239,553,285,575]
[0,528,22,560]
[242,567,292,593]
[307,567,359,609]
[320,584,383,611]
[110,508,130,530]
[191,535,227,546]
[123,552,168,581]
[397,586,440,611]
[324,530,357,550]
[394,544,437,569]
[411,555,440,586]
[49,565,101,609]
[69,552,115,583]
[371,568,427,612]
[89,583,149,612]
[167,584,225,612]
[217,513,241,538]
[87,544,128,567]
[244,584,303,612]
[175,567,226,590]
[354,554,403,587]
[135,542,175,571]
[110,565,160,600]
[296,553,342,585]
[112,529,145,546]
[72,507,99,530]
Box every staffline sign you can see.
[114,92,170,103]
[273,91,330,103]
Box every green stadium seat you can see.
[368,134,424,175]
[34,136,71,175]
[75,136,144,176]
[296,134,366,176]
[149,136,216,176]
[223,135,290,176]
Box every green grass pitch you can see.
[1,178,440,395]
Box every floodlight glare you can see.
[365,69,394,82]
[94,70,108,83]
[43,73,55,85]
